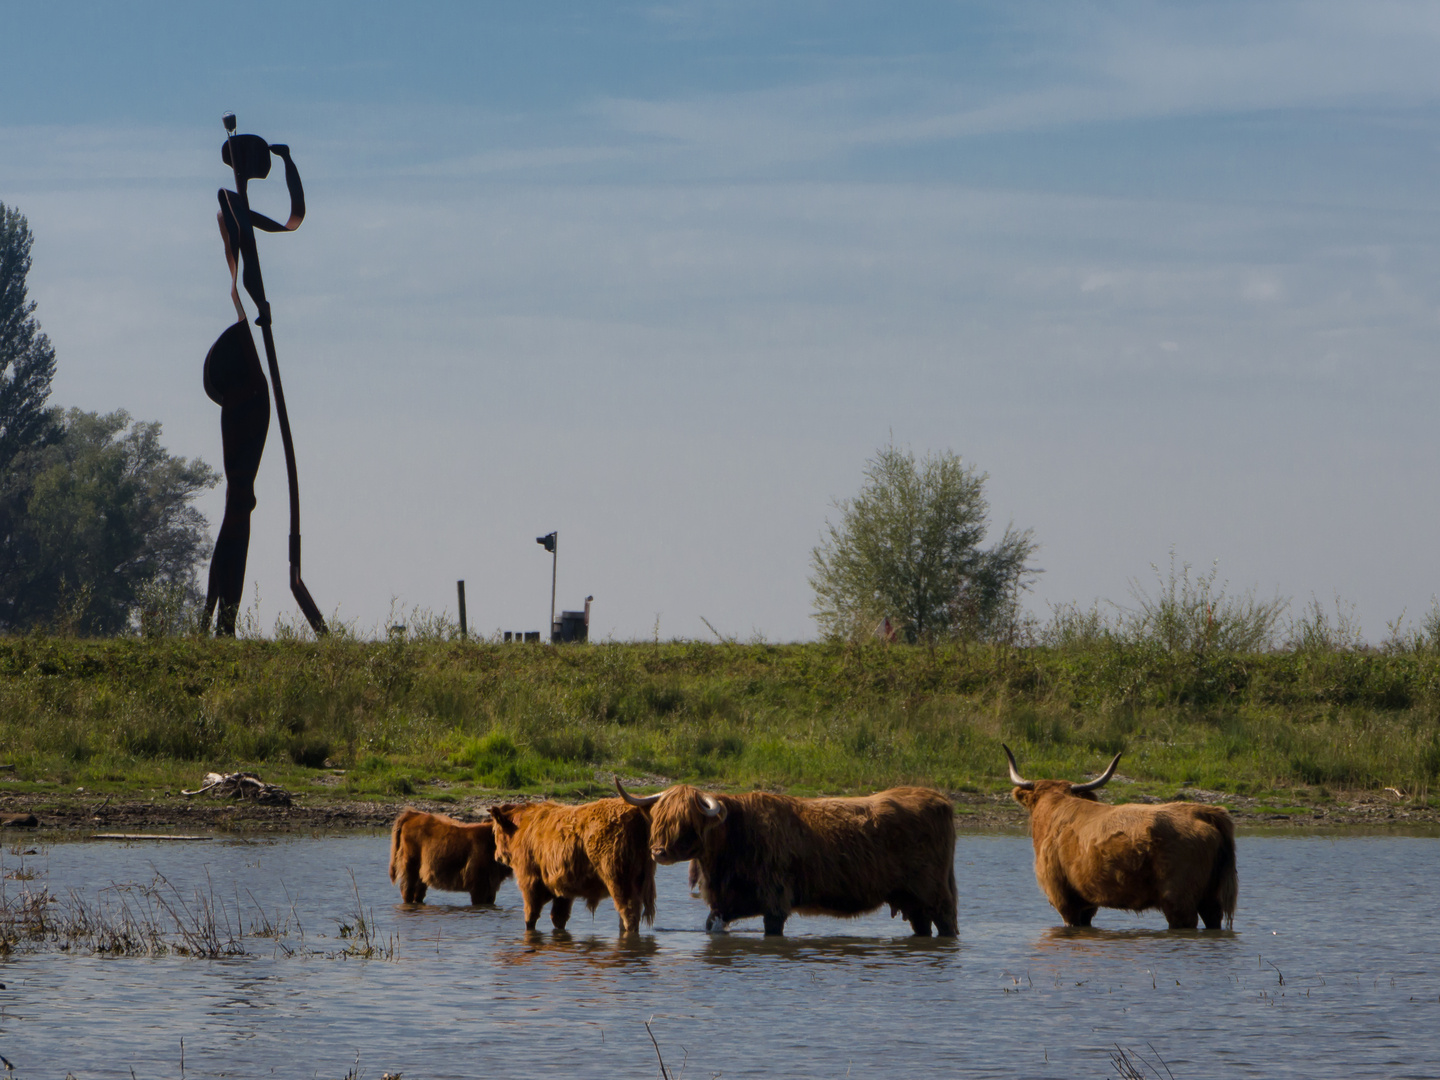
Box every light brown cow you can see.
[617,779,957,937]
[487,798,656,934]
[1004,746,1237,930]
[388,808,512,905]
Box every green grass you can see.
[1,635,1438,806]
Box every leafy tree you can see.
[0,202,58,471]
[810,442,1039,643]
[0,203,218,635]
[0,410,219,634]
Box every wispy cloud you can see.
[589,2,1440,174]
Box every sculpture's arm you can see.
[249,144,305,233]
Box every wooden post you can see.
[457,580,468,640]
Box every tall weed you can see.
[1125,550,1287,654]
[1288,595,1365,652]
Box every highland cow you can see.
[1004,745,1237,929]
[617,780,957,937]
[487,798,656,934]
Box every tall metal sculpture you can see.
[202,113,327,636]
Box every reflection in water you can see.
[1033,924,1241,948]
[698,931,959,971]
[1036,927,1238,944]
[392,898,506,918]
[498,929,661,975]
[1023,923,1244,992]
[0,833,1437,1079]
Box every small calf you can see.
[388,808,512,905]
[488,799,656,934]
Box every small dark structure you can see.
[552,595,593,643]
[202,112,326,637]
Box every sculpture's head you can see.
[222,133,273,183]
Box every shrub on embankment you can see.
[1,635,1438,805]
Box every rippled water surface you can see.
[2,830,1438,1078]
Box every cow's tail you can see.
[642,856,657,926]
[1199,806,1238,929]
[389,807,419,883]
[937,798,959,936]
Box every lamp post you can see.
[536,531,557,642]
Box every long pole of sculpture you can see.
[203,112,327,636]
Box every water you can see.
[1,830,1438,1078]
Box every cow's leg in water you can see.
[1197,895,1225,930]
[1057,892,1098,927]
[397,854,425,904]
[615,896,644,934]
[1161,899,1199,930]
[549,896,574,931]
[468,880,499,906]
[519,881,554,931]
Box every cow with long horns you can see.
[487,799,656,934]
[616,779,957,937]
[1004,745,1237,929]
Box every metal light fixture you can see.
[536,532,557,642]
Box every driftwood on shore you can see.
[181,772,293,806]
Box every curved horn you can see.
[698,792,726,819]
[1070,752,1122,794]
[614,776,662,809]
[1002,744,1034,791]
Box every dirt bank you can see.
[3,784,1437,836]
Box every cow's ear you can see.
[489,806,517,834]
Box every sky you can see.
[2,1,1438,642]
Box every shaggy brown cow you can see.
[1004,745,1237,929]
[388,808,512,905]
[617,779,957,937]
[487,799,656,934]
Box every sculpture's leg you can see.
[205,390,269,636]
[258,318,326,636]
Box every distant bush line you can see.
[1,636,1437,806]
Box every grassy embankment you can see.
[1,634,1438,813]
